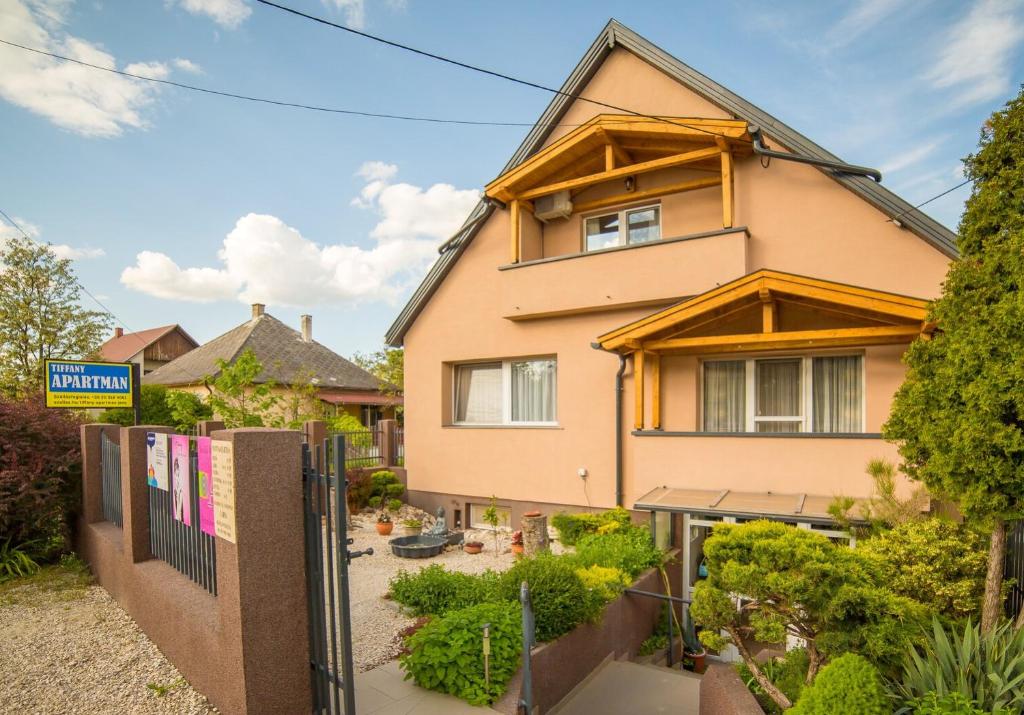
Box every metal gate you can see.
[1006,521,1024,620]
[304,435,372,714]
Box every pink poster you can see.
[197,437,215,536]
[171,435,191,526]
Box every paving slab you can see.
[354,661,500,715]
[549,660,701,715]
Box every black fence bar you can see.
[147,437,217,596]
[326,428,384,469]
[1006,521,1024,620]
[100,433,123,527]
[394,425,405,466]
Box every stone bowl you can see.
[389,535,447,559]
[445,531,465,546]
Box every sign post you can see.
[132,362,142,426]
[44,359,137,417]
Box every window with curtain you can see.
[701,355,863,433]
[703,361,745,432]
[584,205,661,251]
[813,356,863,432]
[453,358,557,425]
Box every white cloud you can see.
[0,1,200,137]
[925,0,1024,107]
[172,57,203,74]
[121,165,481,306]
[826,0,906,47]
[878,137,944,175]
[323,0,365,30]
[0,215,105,260]
[175,0,251,29]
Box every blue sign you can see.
[45,359,134,408]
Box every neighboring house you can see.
[385,18,954,566]
[145,305,400,426]
[99,324,198,375]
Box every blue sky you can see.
[1,0,1022,358]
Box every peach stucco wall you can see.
[401,45,952,511]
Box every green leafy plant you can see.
[204,349,280,428]
[572,527,660,579]
[909,692,995,715]
[376,512,391,524]
[389,565,499,617]
[638,632,668,657]
[790,653,888,714]
[890,617,1024,714]
[482,495,502,556]
[0,539,40,582]
[857,518,988,620]
[146,678,185,697]
[402,518,422,529]
[368,496,382,509]
[737,648,810,715]
[497,553,589,642]
[551,506,631,546]
[690,521,926,710]
[575,565,629,606]
[387,498,403,512]
[400,601,521,705]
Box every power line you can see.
[0,38,618,128]
[252,0,752,143]
[887,178,972,224]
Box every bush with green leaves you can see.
[551,506,632,546]
[890,617,1024,714]
[400,601,521,706]
[737,648,809,715]
[857,518,988,620]
[368,496,382,509]
[790,653,888,714]
[387,498,402,512]
[389,565,499,617]
[572,527,660,579]
[0,539,40,582]
[497,553,590,642]
[910,692,995,715]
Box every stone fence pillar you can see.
[80,423,119,525]
[196,420,225,436]
[121,425,175,564]
[379,418,398,467]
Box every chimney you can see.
[301,314,312,343]
[251,303,265,319]
[114,327,124,338]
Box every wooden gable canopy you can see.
[485,114,753,263]
[596,269,932,430]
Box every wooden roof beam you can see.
[643,324,923,354]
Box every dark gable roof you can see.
[144,313,382,391]
[384,19,958,346]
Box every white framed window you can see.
[468,503,512,530]
[584,204,661,251]
[454,358,557,426]
[701,355,863,433]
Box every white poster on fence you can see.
[146,432,169,491]
[210,439,237,543]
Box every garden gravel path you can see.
[347,510,566,673]
[0,575,216,714]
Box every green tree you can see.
[353,347,403,394]
[0,237,110,396]
[203,349,280,428]
[98,384,175,427]
[884,87,1024,632]
[278,366,322,428]
[690,521,926,710]
[164,390,213,432]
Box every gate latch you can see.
[348,547,374,562]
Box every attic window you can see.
[584,205,661,251]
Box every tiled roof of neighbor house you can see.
[143,313,383,391]
[99,324,197,362]
[384,19,959,346]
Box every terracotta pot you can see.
[684,649,707,674]
[376,522,394,536]
[463,542,483,555]
[511,544,524,555]
[523,510,542,518]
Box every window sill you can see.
[632,430,881,439]
[444,424,563,430]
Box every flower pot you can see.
[376,522,394,536]
[402,526,422,537]
[463,542,483,555]
[684,648,707,674]
[511,544,524,555]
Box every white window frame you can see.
[453,357,558,427]
[583,203,662,252]
[701,354,865,434]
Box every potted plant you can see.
[376,512,394,536]
[402,518,423,536]
[463,540,484,555]
[510,530,524,555]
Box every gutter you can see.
[747,124,883,183]
[592,342,627,507]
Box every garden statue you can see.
[424,507,447,536]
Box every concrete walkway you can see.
[549,660,701,715]
[354,660,500,715]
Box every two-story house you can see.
[385,20,954,572]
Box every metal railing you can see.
[328,428,384,468]
[625,588,692,668]
[100,432,123,527]
[1006,522,1024,619]
[148,441,217,595]
[518,581,536,715]
[394,425,405,466]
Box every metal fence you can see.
[329,428,384,469]
[394,425,404,466]
[148,441,217,595]
[1006,521,1024,620]
[100,432,123,527]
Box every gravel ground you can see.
[347,507,565,672]
[0,567,217,715]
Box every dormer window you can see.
[585,205,661,251]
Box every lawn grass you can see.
[0,554,93,607]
